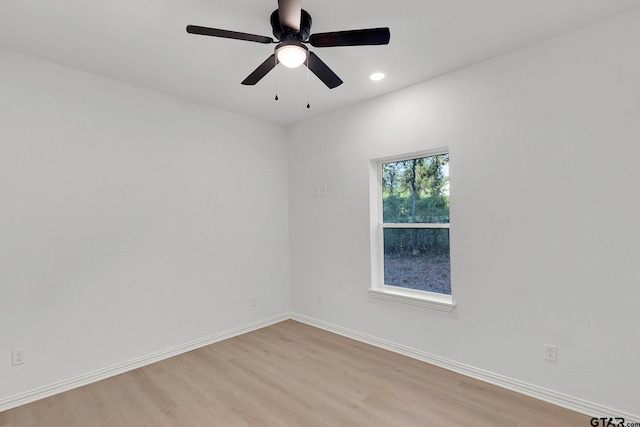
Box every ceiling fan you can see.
[186,0,390,89]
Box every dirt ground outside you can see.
[384,254,451,295]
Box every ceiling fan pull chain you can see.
[275,54,279,101]
[306,55,310,109]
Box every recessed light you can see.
[370,72,385,81]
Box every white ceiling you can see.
[2,0,639,126]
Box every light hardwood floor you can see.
[1,320,589,426]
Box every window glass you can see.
[380,153,450,295]
[382,154,449,224]
[383,228,450,294]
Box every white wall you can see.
[288,9,640,416]
[0,48,290,400]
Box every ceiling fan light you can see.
[276,44,308,68]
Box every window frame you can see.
[368,148,456,312]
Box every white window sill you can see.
[368,288,456,312]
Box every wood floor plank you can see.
[1,320,590,426]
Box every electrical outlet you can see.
[251,296,256,307]
[544,344,557,362]
[12,349,26,366]
[317,293,323,305]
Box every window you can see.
[369,149,455,311]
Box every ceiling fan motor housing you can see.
[270,9,312,42]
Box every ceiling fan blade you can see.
[309,27,390,47]
[278,0,302,31]
[306,52,343,89]
[186,25,274,44]
[241,54,279,85]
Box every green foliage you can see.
[382,154,450,256]
[382,154,449,223]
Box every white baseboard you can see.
[290,313,639,423]
[3,312,638,423]
[0,313,289,413]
